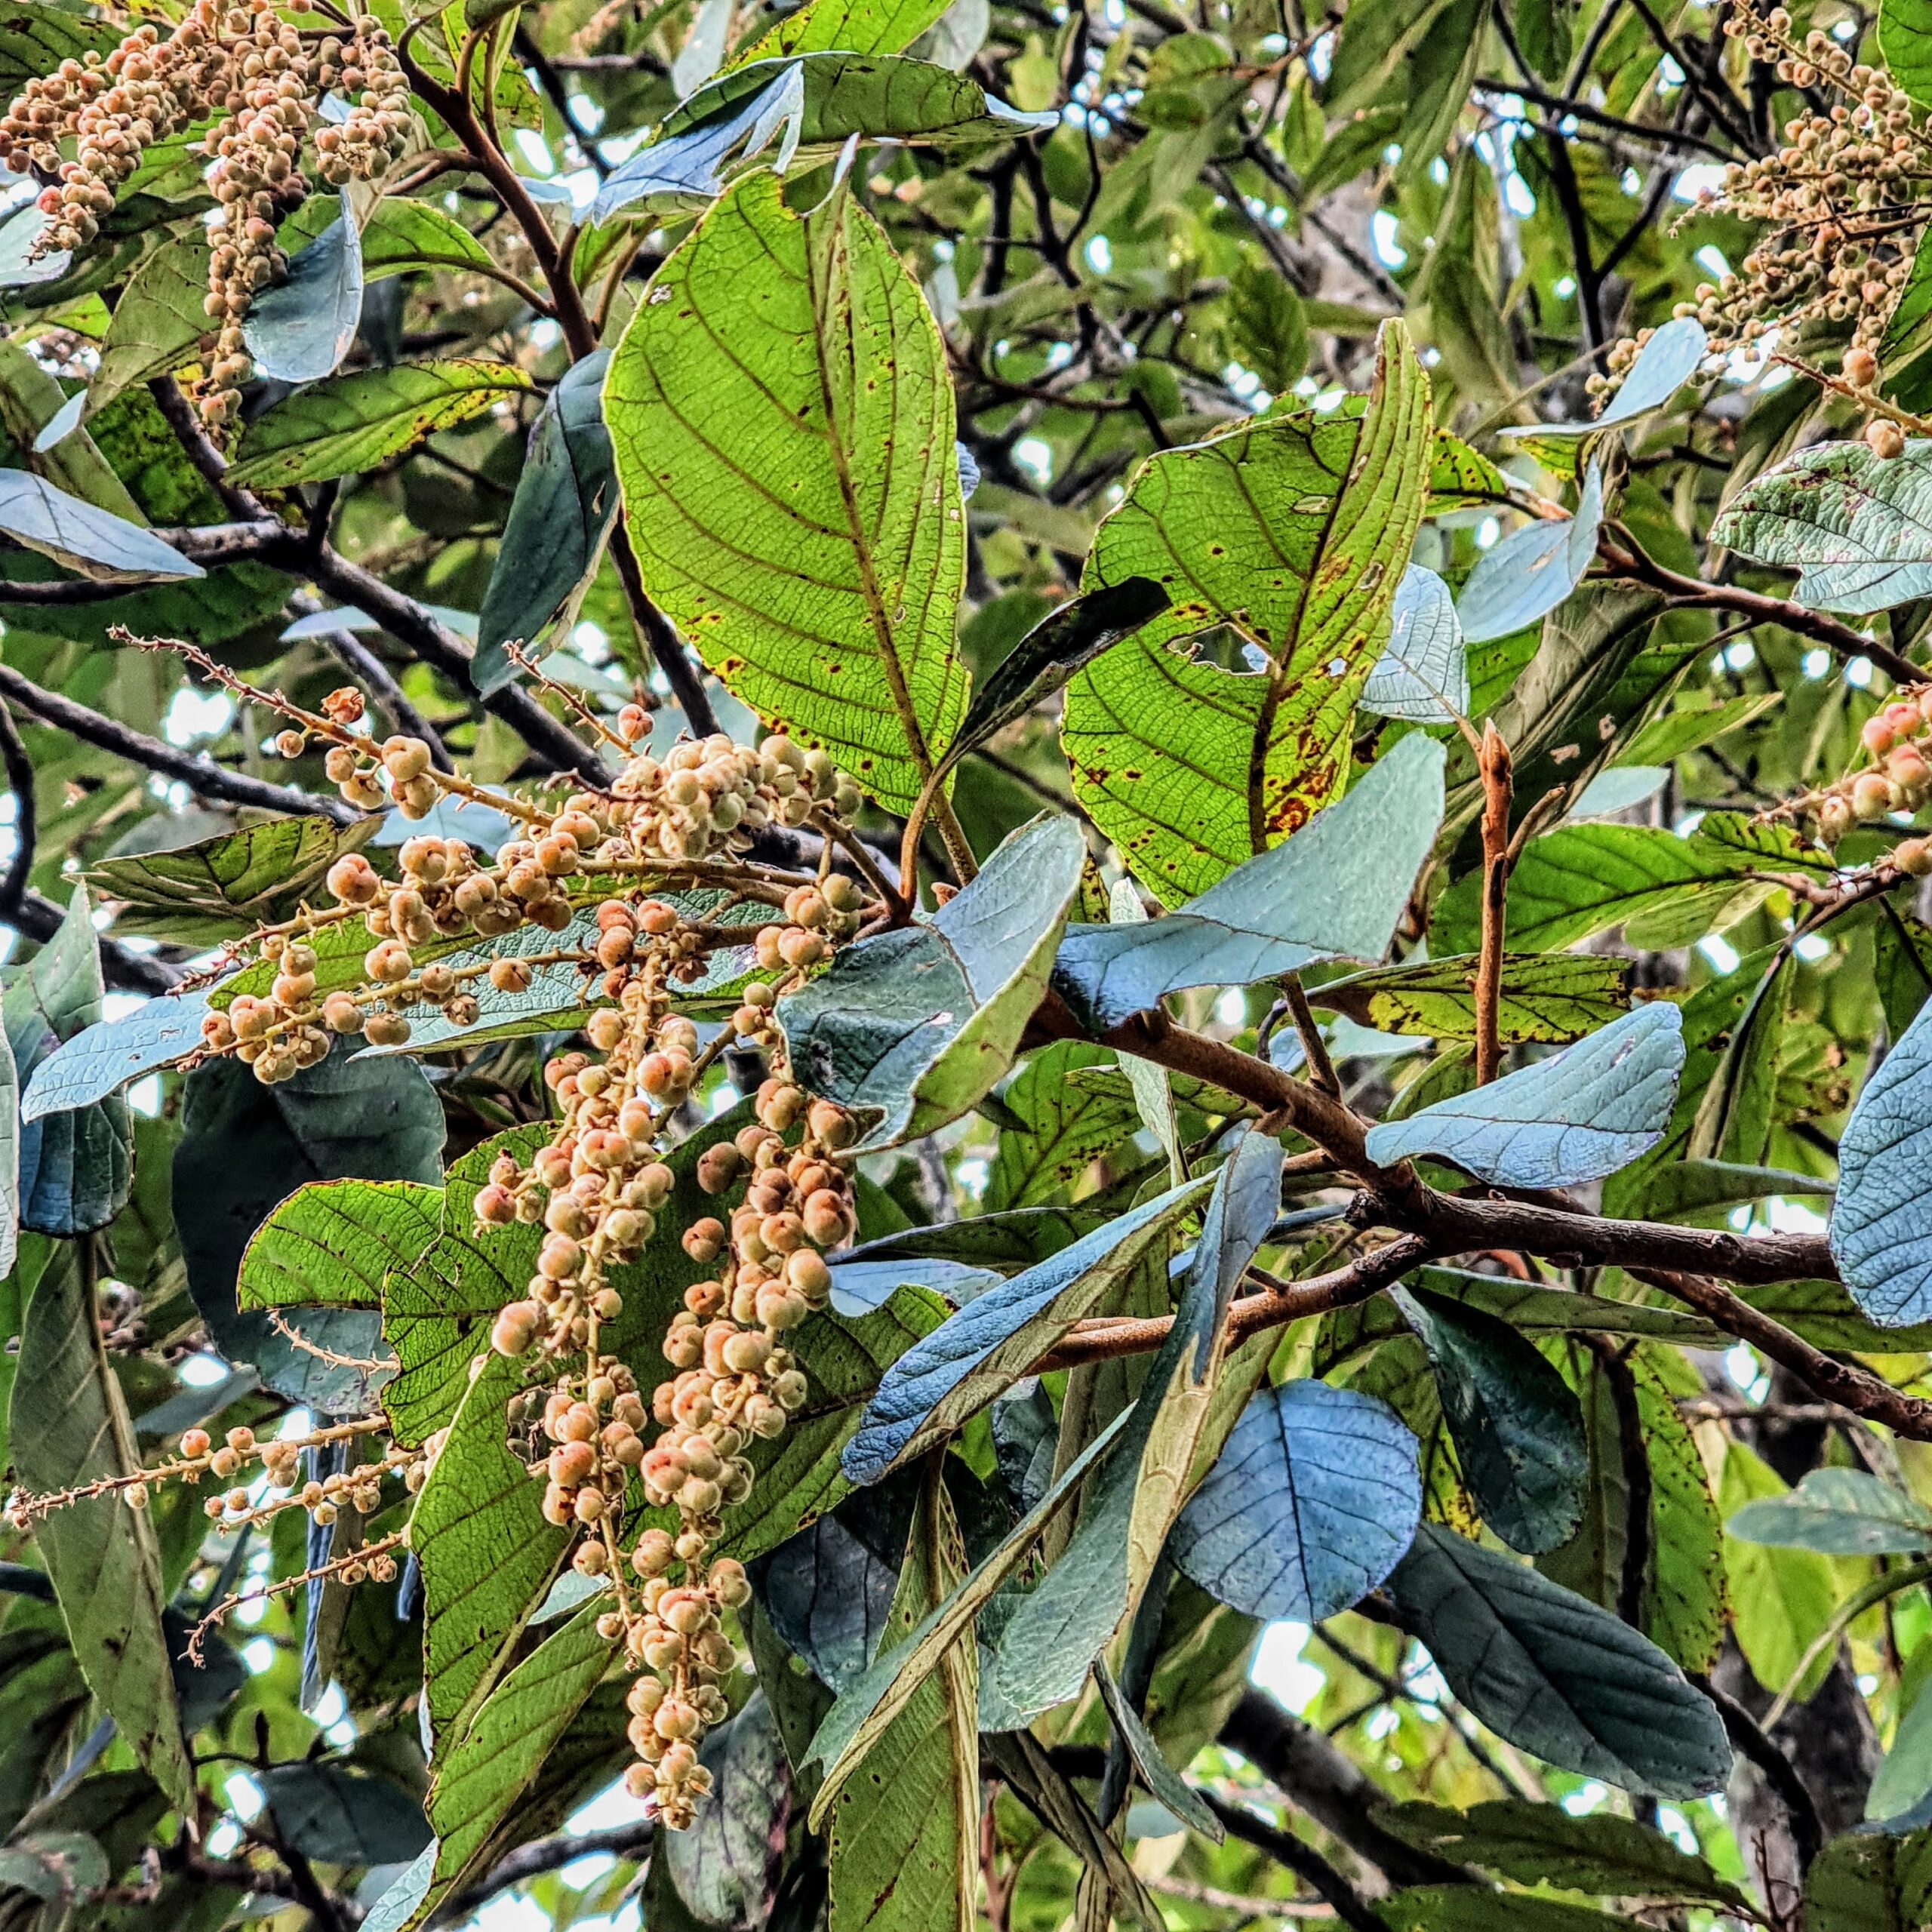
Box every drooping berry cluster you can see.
[0,0,412,425]
[1617,5,1932,446]
[103,645,888,1827]
[475,949,858,1826]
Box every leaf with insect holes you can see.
[1060,319,1433,900]
[608,167,970,813]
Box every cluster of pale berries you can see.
[193,696,868,1084]
[0,0,411,425]
[1627,6,1930,433]
[481,1042,859,1827]
[1797,687,1932,872]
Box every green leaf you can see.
[1386,1523,1732,1798]
[0,468,199,582]
[1311,952,1629,1044]
[275,192,497,279]
[1362,1004,1684,1188]
[1617,691,1783,768]
[256,1763,432,1866]
[227,359,531,490]
[0,7,120,92]
[1225,258,1306,394]
[1710,437,1932,615]
[589,62,803,222]
[1052,731,1445,1030]
[1171,1378,1420,1621]
[1433,822,1779,954]
[608,167,970,814]
[244,194,363,384]
[1869,1671,1932,1823]
[20,988,211,1123]
[238,1178,442,1318]
[842,1170,1208,1482]
[778,814,1086,1146]
[1377,1797,1746,1905]
[749,1509,900,1690]
[804,1408,1132,1824]
[5,883,132,1237]
[729,0,954,66]
[414,1604,616,1922]
[1362,563,1467,724]
[1832,993,1932,1326]
[1718,1441,1837,1701]
[1393,1285,1587,1555]
[977,1132,1281,1727]
[1727,1469,1932,1555]
[173,1047,445,1414]
[412,1348,569,1753]
[88,236,208,406]
[1884,0,1932,107]
[10,1241,195,1813]
[1061,319,1432,900]
[827,1472,977,1932]
[940,577,1171,777]
[1801,1826,1932,1931]
[1454,466,1604,645]
[0,1831,109,1904]
[983,1041,1138,1211]
[1740,1275,1932,1353]
[89,816,376,945]
[475,350,616,696]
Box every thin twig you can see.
[1474,722,1513,1086]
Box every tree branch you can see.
[437,1820,655,1921]
[1195,1790,1385,1932]
[0,698,35,916]
[7,889,183,993]
[1598,531,1921,686]
[0,661,357,824]
[1217,1689,1472,1891]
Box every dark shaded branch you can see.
[438,1820,655,1921]
[1691,1673,1825,1868]
[608,521,720,739]
[294,540,608,780]
[0,661,357,824]
[8,889,183,993]
[0,699,34,915]
[1598,532,1922,686]
[1195,1789,1386,1932]
[1217,1689,1472,1891]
